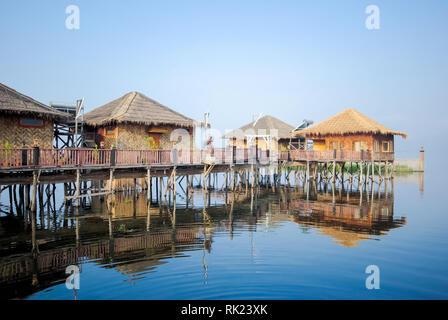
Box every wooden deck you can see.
[0,147,394,172]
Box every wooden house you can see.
[0,82,70,148]
[83,91,198,150]
[292,108,407,153]
[222,115,303,151]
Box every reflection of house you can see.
[222,115,304,151]
[83,91,198,150]
[0,82,70,148]
[0,225,201,299]
[90,192,159,219]
[292,108,407,153]
[279,192,405,247]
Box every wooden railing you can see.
[0,147,395,170]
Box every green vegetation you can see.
[145,136,158,150]
[4,141,12,150]
[394,165,415,173]
[93,144,99,159]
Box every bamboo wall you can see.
[0,115,54,148]
[93,123,194,150]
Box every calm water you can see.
[0,171,447,300]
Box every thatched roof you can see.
[0,82,71,120]
[222,115,296,140]
[84,91,196,128]
[293,108,407,138]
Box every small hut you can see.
[222,115,304,151]
[292,108,407,152]
[83,91,199,150]
[0,82,70,148]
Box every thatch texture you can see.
[293,108,407,138]
[84,91,195,128]
[223,115,295,139]
[0,82,70,120]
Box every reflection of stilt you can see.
[108,212,113,239]
[172,167,177,226]
[202,190,211,225]
[229,194,234,240]
[30,170,40,257]
[250,186,254,214]
[75,169,80,207]
[75,206,80,246]
[202,245,208,285]
[146,197,151,231]
[419,172,424,197]
[385,179,388,199]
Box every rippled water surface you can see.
[0,171,447,299]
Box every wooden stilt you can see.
[147,167,151,201]
[75,169,81,207]
[331,161,336,184]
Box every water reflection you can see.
[283,190,404,247]
[0,176,407,299]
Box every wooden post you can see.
[250,164,254,188]
[379,162,383,181]
[173,166,177,204]
[75,169,81,207]
[366,162,370,186]
[332,161,336,184]
[25,184,30,211]
[306,160,310,185]
[419,146,424,172]
[231,166,235,191]
[391,160,395,179]
[360,161,364,187]
[385,161,389,180]
[147,167,151,201]
[30,170,39,256]
[203,165,207,190]
[109,169,114,193]
[159,177,162,205]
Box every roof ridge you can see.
[136,92,194,122]
[349,109,375,131]
[295,108,407,138]
[112,91,137,120]
[0,82,70,118]
[1,82,48,109]
[84,90,195,127]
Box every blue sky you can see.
[0,1,447,167]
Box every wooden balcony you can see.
[0,147,395,171]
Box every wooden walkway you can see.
[0,147,394,172]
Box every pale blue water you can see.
[0,171,447,300]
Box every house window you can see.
[361,141,367,151]
[353,141,360,151]
[373,140,379,152]
[307,140,314,150]
[330,141,343,150]
[382,141,391,152]
[19,118,44,128]
[104,127,116,137]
